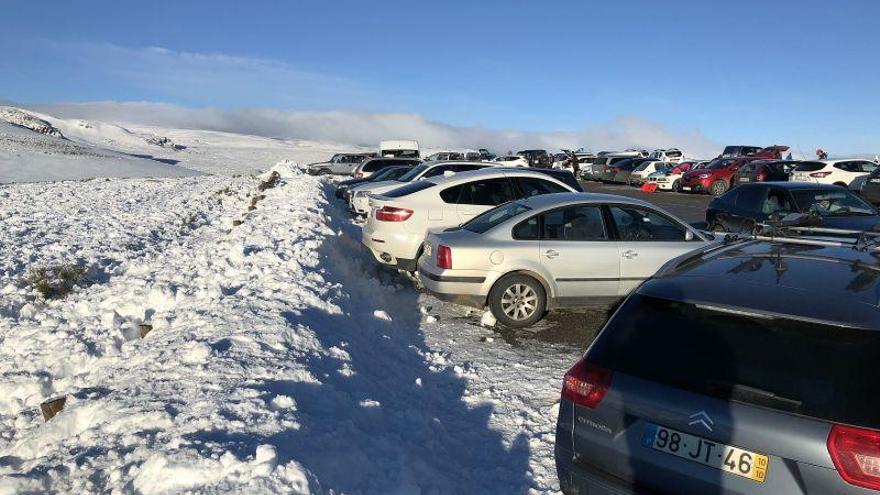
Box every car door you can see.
[454,177,517,223]
[329,155,350,174]
[538,205,620,301]
[608,205,702,295]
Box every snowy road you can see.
[0,166,582,494]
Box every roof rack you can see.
[725,223,880,252]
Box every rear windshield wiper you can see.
[706,380,803,413]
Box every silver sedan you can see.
[417,192,713,327]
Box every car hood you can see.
[815,214,880,231]
[306,161,330,168]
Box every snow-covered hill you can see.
[0,106,368,182]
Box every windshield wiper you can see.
[705,380,803,413]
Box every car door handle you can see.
[544,249,559,259]
[622,250,639,259]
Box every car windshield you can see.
[463,202,531,234]
[370,167,402,181]
[792,190,877,216]
[588,294,880,428]
[397,164,428,182]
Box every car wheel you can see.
[488,274,547,328]
[317,168,331,176]
[710,180,728,196]
[672,179,682,192]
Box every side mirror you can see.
[685,230,695,241]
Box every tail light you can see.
[756,170,768,181]
[436,245,452,269]
[375,206,413,222]
[810,171,832,178]
[828,424,880,489]
[561,358,612,409]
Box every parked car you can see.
[628,161,673,186]
[646,161,697,191]
[607,158,654,184]
[349,161,490,215]
[733,159,799,187]
[335,165,415,199]
[350,157,421,180]
[418,193,710,327]
[379,140,420,158]
[517,149,552,168]
[648,148,684,163]
[593,152,644,181]
[790,159,877,188]
[306,153,374,175]
[361,168,580,271]
[478,148,496,161]
[556,232,880,495]
[706,182,880,233]
[719,144,763,158]
[857,167,880,205]
[681,146,789,196]
[493,155,530,167]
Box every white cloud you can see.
[27,101,721,158]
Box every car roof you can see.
[514,191,656,209]
[423,168,572,187]
[650,240,880,328]
[732,181,844,191]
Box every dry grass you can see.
[24,264,87,299]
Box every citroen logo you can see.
[688,410,714,432]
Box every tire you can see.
[488,274,547,328]
[317,168,331,176]
[672,179,682,192]
[710,180,728,196]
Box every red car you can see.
[680,145,789,196]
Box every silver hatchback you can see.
[417,192,710,327]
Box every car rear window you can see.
[463,202,531,234]
[588,294,880,428]
[793,161,825,172]
[382,181,436,198]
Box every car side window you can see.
[542,206,606,241]
[512,215,539,240]
[859,161,878,173]
[458,178,516,206]
[515,177,569,198]
[762,188,794,216]
[439,185,462,204]
[609,206,687,241]
[423,166,451,178]
[735,186,766,212]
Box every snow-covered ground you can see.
[0,110,579,494]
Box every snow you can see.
[0,110,579,493]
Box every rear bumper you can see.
[418,266,488,308]
[361,225,423,271]
[556,447,647,495]
[351,195,371,215]
[680,178,712,192]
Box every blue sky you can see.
[2,0,879,153]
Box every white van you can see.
[379,140,420,159]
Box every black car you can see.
[334,165,415,199]
[706,182,880,233]
[556,234,880,495]
[858,166,880,205]
[517,149,552,168]
[733,159,799,187]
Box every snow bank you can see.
[0,163,573,492]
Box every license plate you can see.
[642,423,768,483]
[871,179,880,183]
[740,178,750,182]
[682,186,692,191]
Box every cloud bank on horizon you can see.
[26,101,722,158]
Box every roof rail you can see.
[747,223,880,252]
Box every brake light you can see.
[561,359,612,409]
[828,424,880,489]
[810,171,832,178]
[375,206,413,222]
[436,245,452,269]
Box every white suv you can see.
[790,159,877,188]
[348,161,491,215]
[361,169,579,271]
